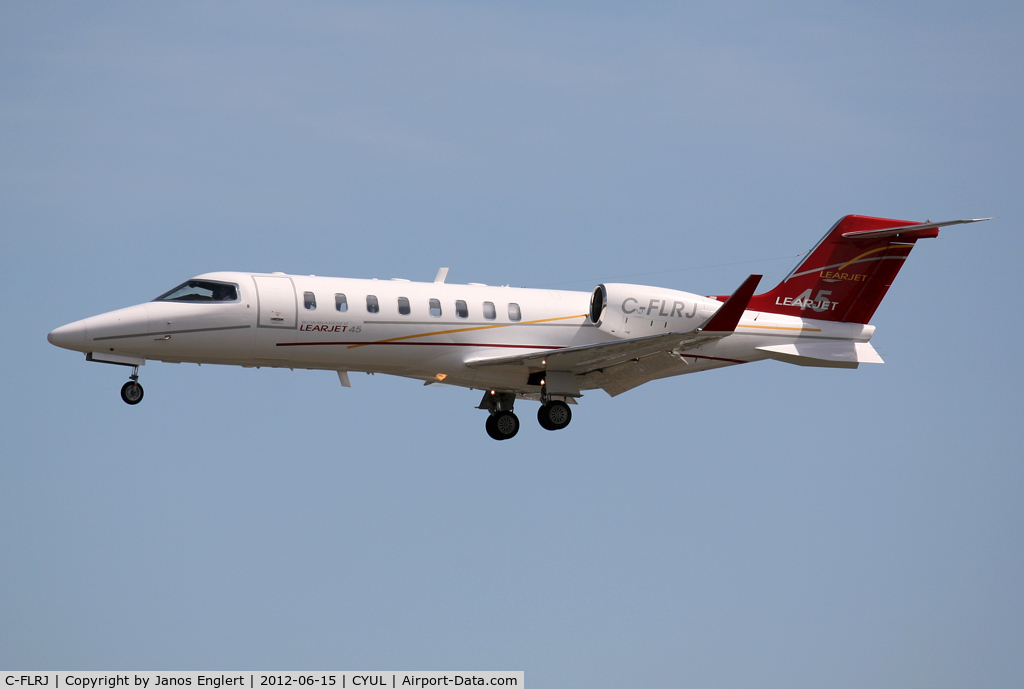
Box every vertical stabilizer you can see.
[741,215,939,323]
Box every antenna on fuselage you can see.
[434,267,450,284]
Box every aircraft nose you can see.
[48,320,87,351]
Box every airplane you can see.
[48,214,990,440]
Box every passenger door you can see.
[255,276,297,328]
[253,275,297,358]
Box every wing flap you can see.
[583,351,685,397]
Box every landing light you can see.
[435,373,447,381]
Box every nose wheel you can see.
[120,366,144,405]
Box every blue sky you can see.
[2,2,1022,686]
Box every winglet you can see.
[702,274,762,332]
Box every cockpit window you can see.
[155,280,238,302]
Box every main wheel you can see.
[486,411,520,440]
[120,381,144,405]
[538,400,572,431]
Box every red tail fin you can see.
[743,215,939,323]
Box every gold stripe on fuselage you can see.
[346,313,589,348]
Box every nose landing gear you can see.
[120,366,144,405]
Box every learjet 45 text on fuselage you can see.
[48,215,990,440]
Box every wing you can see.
[465,274,761,396]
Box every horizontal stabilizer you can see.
[841,217,993,240]
[756,341,883,369]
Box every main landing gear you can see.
[120,366,144,405]
[537,400,572,431]
[486,411,520,441]
[481,391,520,440]
[479,390,574,440]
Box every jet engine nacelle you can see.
[589,283,720,338]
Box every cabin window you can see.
[482,301,496,320]
[155,280,238,303]
[303,291,317,310]
[366,295,379,314]
[508,303,521,321]
[429,298,442,317]
[455,300,469,319]
[398,297,411,315]
[335,293,348,312]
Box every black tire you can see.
[538,400,572,431]
[120,381,144,405]
[485,414,501,440]
[486,411,519,440]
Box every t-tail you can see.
[741,215,991,323]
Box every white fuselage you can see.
[49,271,877,395]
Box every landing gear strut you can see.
[120,366,144,405]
